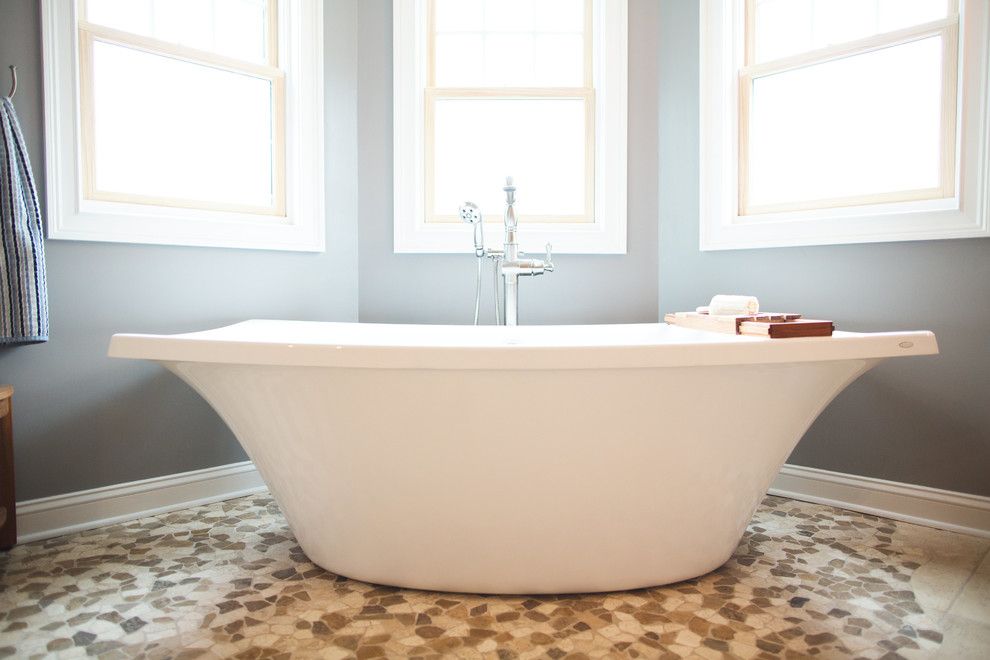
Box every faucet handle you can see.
[544,242,554,272]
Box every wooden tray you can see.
[665,312,833,338]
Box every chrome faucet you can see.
[499,177,553,326]
[459,177,554,326]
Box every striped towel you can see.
[0,96,48,344]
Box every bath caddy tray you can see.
[664,312,834,338]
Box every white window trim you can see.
[41,0,325,252]
[392,0,628,254]
[699,0,990,251]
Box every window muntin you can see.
[77,0,285,216]
[425,0,594,225]
[739,0,959,216]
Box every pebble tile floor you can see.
[1,493,988,659]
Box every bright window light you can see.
[739,0,958,215]
[427,0,593,224]
[43,0,324,251]
[91,41,275,208]
[432,98,587,217]
[753,0,948,63]
[78,0,284,215]
[748,37,944,209]
[86,0,271,64]
[699,0,990,251]
[433,0,585,87]
[393,0,628,253]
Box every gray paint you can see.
[658,0,990,496]
[357,0,659,325]
[0,0,360,500]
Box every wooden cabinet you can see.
[0,385,14,550]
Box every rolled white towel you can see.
[708,294,759,316]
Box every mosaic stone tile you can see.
[0,493,979,658]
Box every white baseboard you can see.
[15,461,267,543]
[14,461,989,544]
[770,464,990,539]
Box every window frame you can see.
[425,0,595,226]
[42,0,325,252]
[699,0,990,251]
[393,0,628,254]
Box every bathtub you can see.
[109,320,937,594]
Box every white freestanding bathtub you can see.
[109,321,937,594]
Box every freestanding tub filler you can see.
[109,321,938,594]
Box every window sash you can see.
[76,3,286,217]
[424,0,595,224]
[427,0,593,88]
[738,11,960,216]
[423,88,596,224]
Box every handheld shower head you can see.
[459,201,485,257]
[459,201,482,225]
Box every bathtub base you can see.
[171,360,872,594]
[107,321,937,594]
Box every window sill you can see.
[48,204,325,252]
[700,199,990,251]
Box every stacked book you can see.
[664,311,834,338]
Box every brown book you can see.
[738,319,834,338]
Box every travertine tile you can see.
[0,493,986,658]
[947,548,990,623]
[895,522,989,615]
[936,613,990,659]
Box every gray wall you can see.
[0,0,360,500]
[357,0,659,325]
[658,0,990,496]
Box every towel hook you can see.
[7,66,16,99]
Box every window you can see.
[394,0,628,254]
[700,0,990,250]
[43,0,324,251]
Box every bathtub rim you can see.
[108,320,938,370]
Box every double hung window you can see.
[394,0,628,254]
[700,0,990,249]
[43,0,324,251]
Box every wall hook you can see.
[7,65,16,99]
